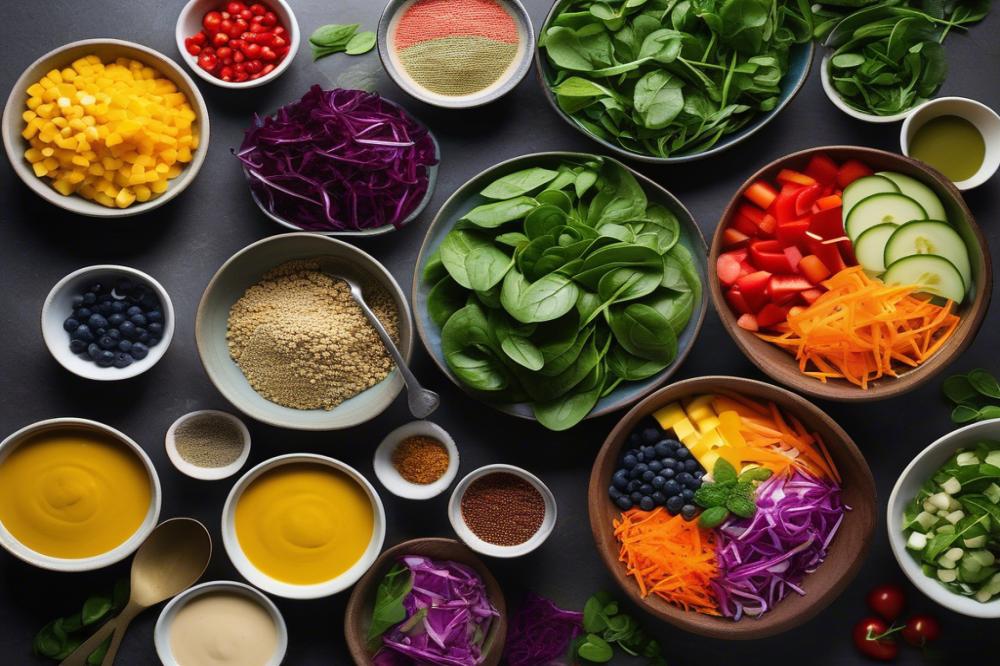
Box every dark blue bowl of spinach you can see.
[534,0,815,163]
[412,152,708,431]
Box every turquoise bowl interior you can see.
[411,151,708,423]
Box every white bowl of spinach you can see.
[412,152,708,431]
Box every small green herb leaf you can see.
[81,596,112,626]
[578,634,614,663]
[943,374,979,404]
[309,23,359,47]
[727,493,757,518]
[699,505,730,528]
[968,369,1000,399]
[345,31,376,55]
[738,466,773,483]
[712,458,738,484]
[694,483,730,508]
[366,563,412,647]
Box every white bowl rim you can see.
[0,417,162,572]
[221,453,387,598]
[447,463,557,559]
[899,96,1000,191]
[373,420,459,500]
[165,410,251,481]
[41,264,176,381]
[154,579,288,666]
[886,417,1000,618]
[1,37,209,218]
[174,0,300,89]
[195,232,413,431]
[820,55,915,124]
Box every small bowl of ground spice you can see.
[448,464,556,558]
[373,421,458,500]
[165,410,251,480]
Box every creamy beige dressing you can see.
[169,591,278,666]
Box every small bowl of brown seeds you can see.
[165,410,251,481]
[373,421,458,500]
[448,464,557,559]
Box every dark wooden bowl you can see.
[709,146,992,401]
[588,376,876,640]
[344,537,507,665]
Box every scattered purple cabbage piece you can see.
[373,555,498,666]
[711,471,849,621]
[503,593,583,666]
[235,86,438,232]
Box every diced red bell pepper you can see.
[757,213,777,236]
[814,194,842,211]
[725,286,751,314]
[770,275,813,304]
[744,181,778,209]
[776,169,817,187]
[775,219,811,250]
[808,206,845,240]
[756,303,790,328]
[721,227,751,249]
[772,186,801,225]
[783,245,803,271]
[807,237,847,274]
[798,254,831,284]
[737,313,759,331]
[795,184,822,217]
[804,154,839,186]
[837,159,873,188]
[749,240,794,274]
[731,213,759,237]
[717,252,744,286]
[738,203,765,225]
[737,270,772,312]
[800,288,824,304]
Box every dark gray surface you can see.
[1,1,999,664]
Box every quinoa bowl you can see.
[195,233,413,430]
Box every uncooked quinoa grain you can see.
[226,259,399,410]
[460,472,545,546]
[174,413,245,468]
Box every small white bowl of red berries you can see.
[176,0,299,88]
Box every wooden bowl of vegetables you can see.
[344,537,507,665]
[588,375,875,639]
[709,146,991,402]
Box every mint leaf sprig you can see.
[694,459,772,528]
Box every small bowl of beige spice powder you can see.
[373,421,459,500]
[165,410,251,480]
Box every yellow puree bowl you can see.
[0,418,161,571]
[222,453,386,599]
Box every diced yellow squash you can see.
[672,417,698,443]
[653,403,687,430]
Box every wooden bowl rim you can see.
[587,375,876,639]
[708,145,993,402]
[343,537,508,665]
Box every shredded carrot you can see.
[756,266,960,390]
[613,508,720,616]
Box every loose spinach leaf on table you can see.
[942,370,1000,424]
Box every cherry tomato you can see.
[233,49,245,63]
[271,35,286,49]
[203,11,223,32]
[250,3,266,14]
[212,31,229,46]
[239,9,253,20]
[867,584,906,621]
[226,2,245,14]
[216,46,232,60]
[261,11,277,26]
[853,618,899,662]
[219,66,234,81]
[902,615,940,647]
[243,42,261,58]
[260,46,277,61]
[235,70,250,82]
[191,30,207,45]
[197,52,218,71]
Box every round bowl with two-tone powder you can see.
[379,0,534,108]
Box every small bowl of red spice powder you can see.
[373,421,459,500]
[449,464,557,558]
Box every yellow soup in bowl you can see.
[234,463,374,585]
[0,428,152,558]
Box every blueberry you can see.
[96,350,115,367]
[629,491,643,503]
[629,468,642,480]
[615,496,633,511]
[106,329,120,341]
[648,460,663,473]
[663,480,681,495]
[642,470,655,482]
[87,313,108,329]
[63,317,79,332]
[112,352,133,368]
[684,459,700,472]
[98,335,116,350]
[639,483,654,495]
[634,462,648,475]
[126,305,143,317]
[635,451,645,463]
[641,445,656,459]
[87,343,101,359]
[642,427,660,443]
[654,441,671,457]
[676,447,691,460]
[110,300,126,314]
[682,488,695,501]
[661,457,677,470]
[96,301,113,315]
[117,340,132,353]
[626,480,640,493]
[694,471,704,480]
[652,475,666,489]
[119,321,136,338]
[138,330,151,343]
[82,292,97,305]
[661,468,675,480]
[108,313,125,327]
[613,470,629,490]
[139,292,159,309]
[69,339,87,354]
[129,313,147,326]
[676,471,694,486]
[609,485,622,500]
[73,325,94,343]
[149,337,160,348]
[71,294,84,307]
[666,496,684,514]
[130,343,149,360]
[75,307,92,319]
[96,328,106,337]
[681,504,698,521]
[652,491,667,505]
[146,310,163,324]
[639,496,655,511]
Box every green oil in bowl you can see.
[909,115,985,182]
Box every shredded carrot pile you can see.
[757,266,960,389]
[613,508,720,616]
[711,393,841,483]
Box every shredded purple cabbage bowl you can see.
[235,86,439,233]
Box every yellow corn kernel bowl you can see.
[3,39,209,218]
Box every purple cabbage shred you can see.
[503,593,583,666]
[235,86,437,232]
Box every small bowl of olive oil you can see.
[901,97,1000,191]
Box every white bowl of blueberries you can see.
[41,265,174,381]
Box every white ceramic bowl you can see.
[887,418,1000,618]
[900,97,1000,191]
[41,265,175,381]
[373,420,459,500]
[2,39,208,218]
[448,464,557,559]
[175,0,300,89]
[165,410,251,481]
[820,55,915,124]
[154,580,288,666]
[0,418,162,572]
[222,453,386,599]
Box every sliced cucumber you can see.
[845,193,926,242]
[842,175,899,216]
[853,223,898,273]
[883,254,966,303]
[883,220,972,289]
[877,171,947,221]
